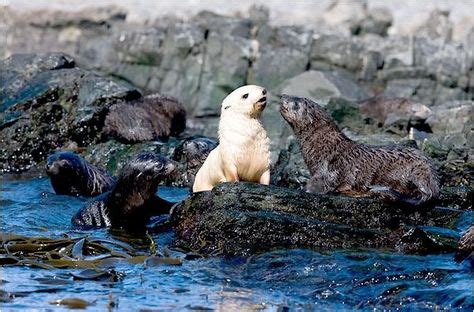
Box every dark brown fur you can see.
[280,95,439,204]
[104,94,186,143]
[46,151,115,197]
[72,153,177,230]
[173,136,218,184]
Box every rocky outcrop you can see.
[0,53,185,173]
[2,5,472,115]
[171,182,463,256]
[0,7,472,196]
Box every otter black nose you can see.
[262,89,267,95]
[258,96,267,103]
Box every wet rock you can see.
[277,70,370,106]
[0,52,139,173]
[396,227,457,255]
[438,186,473,211]
[103,94,186,143]
[171,182,462,256]
[271,138,310,190]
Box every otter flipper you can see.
[368,185,424,206]
[72,193,112,229]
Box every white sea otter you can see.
[192,85,270,192]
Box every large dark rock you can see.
[0,53,187,174]
[171,183,462,256]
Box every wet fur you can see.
[46,151,115,197]
[280,95,439,204]
[173,136,218,184]
[72,153,176,230]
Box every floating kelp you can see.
[0,232,183,270]
[50,297,92,309]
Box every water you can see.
[1,177,473,310]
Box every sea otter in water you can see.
[280,95,439,204]
[71,153,177,230]
[46,151,115,197]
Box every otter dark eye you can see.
[242,93,249,99]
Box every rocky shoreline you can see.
[1,4,472,256]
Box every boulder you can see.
[350,7,393,37]
[426,101,473,135]
[415,9,453,43]
[0,53,186,174]
[171,182,462,256]
[277,70,370,106]
[0,53,141,173]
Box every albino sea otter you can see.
[192,85,270,192]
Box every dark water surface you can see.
[1,177,472,310]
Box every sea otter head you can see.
[46,151,85,177]
[182,137,218,165]
[46,152,87,194]
[221,85,267,118]
[116,153,177,199]
[280,95,336,133]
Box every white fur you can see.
[193,85,270,192]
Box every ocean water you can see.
[1,177,472,310]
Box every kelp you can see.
[0,232,183,270]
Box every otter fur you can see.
[72,153,177,230]
[104,94,186,143]
[173,136,218,185]
[46,151,115,197]
[193,85,270,192]
[280,95,439,204]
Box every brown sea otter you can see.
[46,151,115,197]
[280,95,439,204]
[71,153,177,230]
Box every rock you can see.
[103,94,186,143]
[323,0,368,30]
[0,52,155,173]
[358,97,432,135]
[415,9,453,43]
[439,186,473,211]
[171,182,462,256]
[311,34,366,72]
[426,101,473,135]
[252,26,312,90]
[271,137,310,190]
[350,7,393,37]
[277,70,370,106]
[189,12,253,117]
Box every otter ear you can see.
[224,105,230,110]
